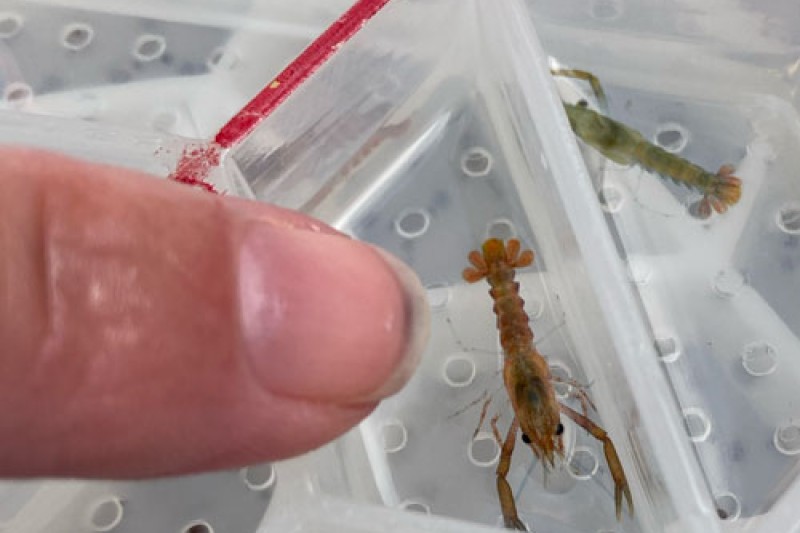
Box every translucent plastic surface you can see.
[226,1,712,532]
[529,1,800,531]
[0,0,350,136]
[3,0,799,532]
[0,466,274,532]
[0,1,342,531]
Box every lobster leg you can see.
[491,416,528,531]
[550,68,608,109]
[559,403,633,520]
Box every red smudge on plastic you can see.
[168,0,392,189]
[170,143,222,193]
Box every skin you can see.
[0,147,428,479]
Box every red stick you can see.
[169,0,392,187]
[215,0,392,148]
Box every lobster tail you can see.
[695,165,742,219]
[711,164,742,207]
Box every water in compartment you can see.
[272,74,644,532]
[225,2,710,531]
[536,10,800,526]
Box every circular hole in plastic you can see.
[380,420,408,454]
[89,497,124,532]
[568,447,599,480]
[741,341,777,377]
[714,492,741,521]
[774,422,800,455]
[206,46,239,71]
[598,185,625,213]
[712,268,745,298]
[548,361,573,399]
[468,432,501,467]
[486,218,517,240]
[240,464,276,491]
[425,283,451,310]
[687,196,711,220]
[538,457,576,494]
[206,46,225,69]
[654,335,681,363]
[654,123,689,154]
[682,408,711,442]
[776,203,800,235]
[460,147,493,177]
[442,354,476,388]
[3,82,32,105]
[132,34,166,62]
[399,500,431,514]
[626,258,652,285]
[525,298,544,320]
[0,12,23,38]
[61,23,94,51]
[394,208,430,239]
[591,0,623,20]
[182,521,213,533]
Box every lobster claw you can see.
[603,437,634,520]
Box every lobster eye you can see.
[577,99,589,108]
[555,423,564,436]
[521,433,531,444]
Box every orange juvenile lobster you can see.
[463,238,632,530]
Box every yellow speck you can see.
[268,80,280,89]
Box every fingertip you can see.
[366,246,430,399]
[237,225,428,404]
[0,146,429,476]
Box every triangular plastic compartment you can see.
[535,8,800,533]
[171,1,718,532]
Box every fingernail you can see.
[238,224,428,403]
[365,247,430,399]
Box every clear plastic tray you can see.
[3,0,799,532]
[0,0,352,137]
[219,1,709,532]
[0,1,341,532]
[529,1,800,531]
